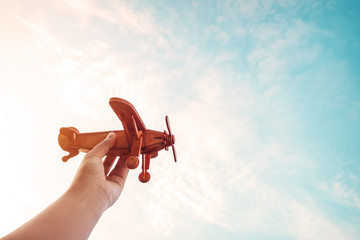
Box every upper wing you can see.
[109,97,146,145]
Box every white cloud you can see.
[332,182,360,210]
[60,0,168,48]
[290,201,354,240]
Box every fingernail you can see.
[106,132,115,140]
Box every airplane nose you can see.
[164,133,175,147]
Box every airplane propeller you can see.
[165,115,177,162]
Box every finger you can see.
[103,155,117,176]
[86,132,116,159]
[107,156,129,186]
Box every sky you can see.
[0,0,360,239]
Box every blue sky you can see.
[1,0,360,239]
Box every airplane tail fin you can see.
[58,127,80,162]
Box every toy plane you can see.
[58,97,176,183]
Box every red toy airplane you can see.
[58,97,176,183]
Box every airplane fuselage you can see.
[58,127,173,161]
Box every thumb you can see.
[86,132,116,159]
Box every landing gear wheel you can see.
[126,156,139,169]
[139,172,151,183]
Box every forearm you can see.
[2,186,107,240]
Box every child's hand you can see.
[69,132,129,209]
[2,132,130,240]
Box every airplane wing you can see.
[109,97,146,145]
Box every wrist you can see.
[65,182,108,218]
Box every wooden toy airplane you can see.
[58,97,176,183]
